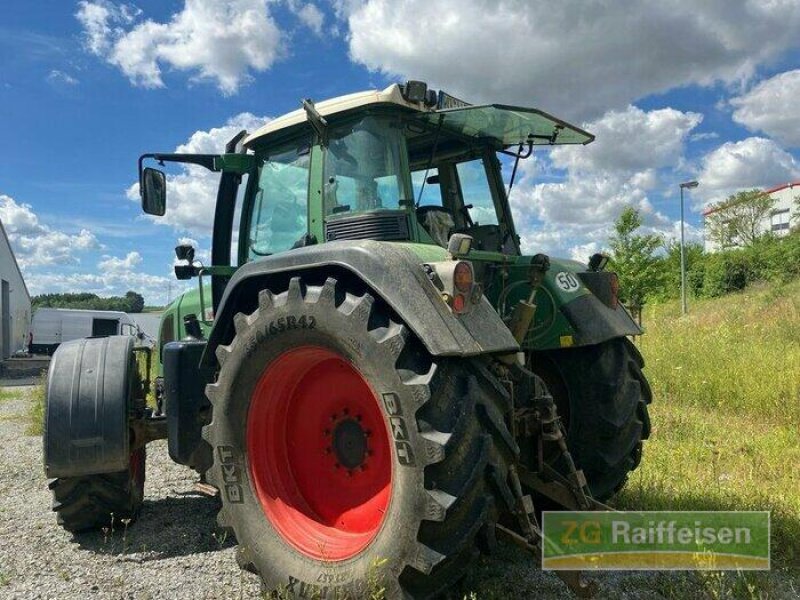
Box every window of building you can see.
[771,208,790,232]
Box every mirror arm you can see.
[138,153,221,192]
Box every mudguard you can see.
[43,336,134,478]
[201,240,519,369]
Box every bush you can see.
[701,251,756,297]
[697,233,800,298]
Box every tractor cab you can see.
[236,82,594,262]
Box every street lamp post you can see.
[679,180,699,315]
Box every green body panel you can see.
[154,284,213,378]
[466,253,591,350]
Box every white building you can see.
[0,221,31,357]
[703,181,799,252]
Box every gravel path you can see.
[1,386,795,599]
[0,386,261,599]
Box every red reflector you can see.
[452,293,466,313]
[609,273,619,309]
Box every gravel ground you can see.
[1,386,795,599]
[0,386,261,599]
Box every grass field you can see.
[613,279,800,595]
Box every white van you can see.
[30,308,141,355]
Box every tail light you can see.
[424,260,478,314]
[453,261,474,293]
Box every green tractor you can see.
[43,82,650,598]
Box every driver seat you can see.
[417,206,455,247]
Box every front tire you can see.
[530,337,652,500]
[203,277,516,599]
[49,449,146,532]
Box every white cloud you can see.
[128,112,270,237]
[25,270,173,304]
[76,0,284,94]
[287,1,325,35]
[75,0,139,55]
[0,195,180,304]
[507,104,703,258]
[549,106,703,174]
[0,194,100,268]
[340,0,800,119]
[511,105,699,236]
[696,137,800,207]
[730,69,800,148]
[98,251,142,273]
[46,70,79,86]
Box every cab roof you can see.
[243,84,423,148]
[243,83,594,149]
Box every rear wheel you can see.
[530,337,652,500]
[203,277,516,599]
[49,449,146,532]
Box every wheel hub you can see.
[331,416,368,471]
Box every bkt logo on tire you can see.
[383,392,416,467]
[218,446,244,503]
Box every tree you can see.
[608,207,664,305]
[32,291,147,312]
[124,291,145,313]
[705,189,774,248]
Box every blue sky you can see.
[1,1,798,304]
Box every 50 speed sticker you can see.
[555,272,580,292]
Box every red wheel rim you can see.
[247,346,392,560]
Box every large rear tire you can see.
[530,337,652,500]
[203,277,516,599]
[49,448,146,533]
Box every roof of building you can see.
[0,219,30,301]
[702,181,800,217]
[764,181,800,195]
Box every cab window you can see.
[324,116,410,215]
[248,143,310,258]
[411,167,443,207]
[456,159,498,226]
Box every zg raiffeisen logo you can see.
[542,511,770,570]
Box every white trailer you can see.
[30,308,141,355]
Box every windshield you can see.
[248,143,310,258]
[324,116,411,215]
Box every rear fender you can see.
[201,240,519,369]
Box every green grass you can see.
[617,279,800,568]
[0,388,20,404]
[25,374,46,436]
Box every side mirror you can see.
[141,167,166,216]
[175,244,195,262]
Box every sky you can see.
[1,0,799,305]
